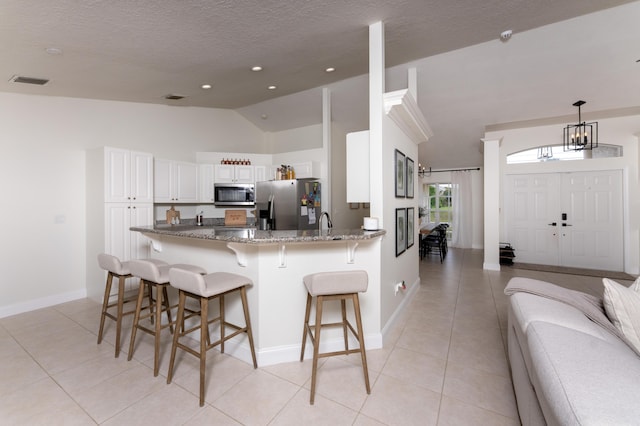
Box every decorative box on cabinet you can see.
[214,164,254,183]
[155,159,199,203]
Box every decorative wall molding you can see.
[384,89,433,144]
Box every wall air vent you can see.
[164,94,185,100]
[9,75,49,85]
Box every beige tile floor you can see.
[0,248,623,425]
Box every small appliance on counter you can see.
[255,179,321,230]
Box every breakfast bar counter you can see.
[130,224,385,244]
[130,225,386,366]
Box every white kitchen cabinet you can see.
[346,130,370,203]
[105,203,153,263]
[291,161,321,179]
[86,146,155,301]
[199,164,215,203]
[254,165,267,183]
[105,147,154,203]
[154,159,199,203]
[214,164,254,183]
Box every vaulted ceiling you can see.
[2,0,639,167]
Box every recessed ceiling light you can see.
[252,66,263,72]
[325,67,335,73]
[268,85,277,90]
[45,47,63,55]
[201,84,212,89]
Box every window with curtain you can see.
[421,171,473,248]
[423,183,452,240]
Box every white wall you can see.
[379,114,420,327]
[0,92,264,317]
[265,123,322,154]
[485,114,640,274]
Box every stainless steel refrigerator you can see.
[255,179,321,230]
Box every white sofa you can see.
[506,277,640,426]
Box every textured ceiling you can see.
[1,0,636,108]
[1,0,639,168]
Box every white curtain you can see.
[451,170,473,248]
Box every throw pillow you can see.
[603,277,640,352]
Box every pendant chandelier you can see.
[563,100,598,151]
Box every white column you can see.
[322,87,332,215]
[408,68,417,103]
[369,21,384,227]
[482,137,501,270]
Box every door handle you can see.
[548,222,557,226]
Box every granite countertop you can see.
[130,224,386,244]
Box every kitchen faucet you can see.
[318,211,332,231]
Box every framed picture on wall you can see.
[406,157,414,198]
[396,207,407,256]
[395,149,406,197]
[407,207,414,248]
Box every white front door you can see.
[505,173,560,265]
[505,170,623,271]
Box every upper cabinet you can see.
[254,165,267,183]
[154,159,198,203]
[105,147,154,203]
[199,164,215,203]
[346,131,370,203]
[291,161,321,179]
[214,164,255,183]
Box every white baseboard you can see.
[483,262,501,271]
[0,289,88,319]
[256,332,384,367]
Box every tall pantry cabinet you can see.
[86,147,154,301]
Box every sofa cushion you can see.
[510,292,620,345]
[603,277,640,353]
[527,321,640,425]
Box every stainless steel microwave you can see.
[213,183,255,206]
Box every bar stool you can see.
[166,267,257,406]
[300,270,370,404]
[127,260,207,376]
[97,254,168,357]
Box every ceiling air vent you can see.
[164,94,185,100]
[9,75,49,85]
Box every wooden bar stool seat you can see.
[166,267,257,406]
[97,254,168,357]
[300,270,370,404]
[127,259,207,376]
